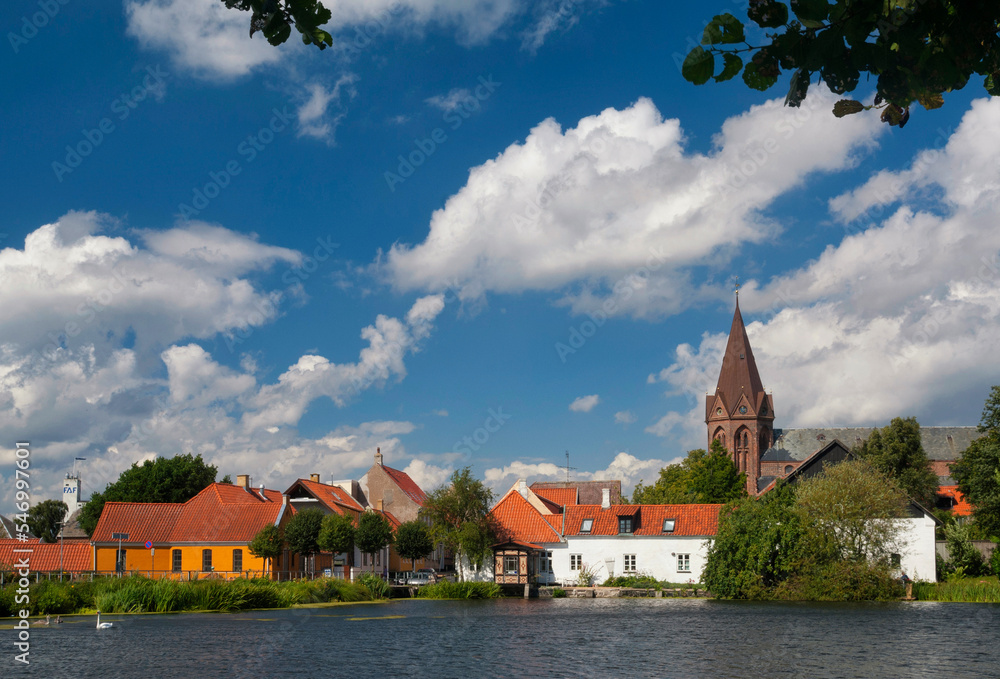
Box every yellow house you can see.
[91,479,286,579]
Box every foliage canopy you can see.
[26,500,68,544]
[78,453,219,536]
[284,508,325,561]
[394,520,435,571]
[853,416,939,507]
[318,512,356,557]
[422,467,501,577]
[684,2,1000,126]
[633,440,747,504]
[355,511,394,572]
[952,386,1000,536]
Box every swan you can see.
[96,610,113,629]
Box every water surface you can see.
[8,598,998,678]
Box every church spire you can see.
[713,297,765,413]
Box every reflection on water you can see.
[8,598,998,678]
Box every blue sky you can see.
[2,0,999,509]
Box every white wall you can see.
[549,536,713,585]
[899,515,937,583]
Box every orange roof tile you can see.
[92,483,283,545]
[291,479,365,515]
[492,491,563,544]
[382,465,428,505]
[532,487,578,507]
[0,540,91,572]
[563,504,720,537]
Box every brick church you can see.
[707,296,978,502]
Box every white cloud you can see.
[384,90,882,319]
[432,409,449,417]
[484,451,675,498]
[296,75,358,144]
[425,88,473,113]
[569,394,600,412]
[614,410,636,425]
[648,98,1000,434]
[401,458,452,492]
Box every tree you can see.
[702,483,805,599]
[422,467,502,579]
[284,508,324,576]
[26,500,68,544]
[220,0,335,50]
[248,524,283,576]
[853,417,939,507]
[355,511,394,575]
[78,453,219,536]
[318,512,357,575]
[632,440,746,504]
[394,520,435,572]
[943,521,987,576]
[684,2,1000,126]
[951,386,1000,536]
[793,459,909,564]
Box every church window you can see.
[739,405,748,414]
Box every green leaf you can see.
[715,53,744,82]
[742,59,779,91]
[748,0,789,29]
[916,91,944,110]
[791,0,829,28]
[832,99,865,117]
[682,47,715,85]
[785,68,810,106]
[987,73,1000,96]
[703,13,745,45]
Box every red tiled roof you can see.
[92,483,283,545]
[0,540,91,572]
[379,510,401,530]
[532,487,578,507]
[937,486,973,516]
[382,465,428,505]
[530,480,621,505]
[563,504,720,537]
[291,479,365,515]
[492,490,563,544]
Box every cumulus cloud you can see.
[648,98,1000,436]
[384,90,882,319]
[0,213,446,507]
[614,410,636,425]
[484,451,674,498]
[401,458,452,492]
[569,394,600,412]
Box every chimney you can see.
[374,447,383,466]
[282,493,289,507]
[310,473,320,483]
[258,483,266,500]
[601,488,610,510]
[236,474,250,488]
[518,479,528,499]
[376,499,384,511]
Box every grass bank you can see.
[913,575,1000,602]
[0,576,375,616]
[415,581,502,599]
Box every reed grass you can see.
[913,576,1000,602]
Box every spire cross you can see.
[734,276,740,298]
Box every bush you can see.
[945,522,987,576]
[773,561,903,601]
[603,575,661,589]
[357,572,390,600]
[991,546,1000,577]
[551,588,566,598]
[417,581,502,599]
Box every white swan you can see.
[96,610,113,629]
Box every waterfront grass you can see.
[913,575,1000,602]
[0,576,373,616]
[416,581,502,599]
[602,575,699,590]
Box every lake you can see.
[8,598,998,678]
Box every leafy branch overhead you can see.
[223,0,334,49]
[683,1,1000,126]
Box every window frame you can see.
[171,549,182,572]
[504,555,519,575]
[115,548,126,573]
[233,548,243,573]
[570,554,582,571]
[618,516,633,534]
[580,518,594,534]
[202,548,213,572]
[624,554,637,572]
[677,553,690,573]
[662,518,676,533]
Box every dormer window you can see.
[580,518,594,534]
[619,516,633,534]
[662,518,676,533]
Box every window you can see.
[891,553,901,568]
[504,555,518,575]
[570,554,582,571]
[115,548,126,573]
[546,551,553,573]
[233,549,243,573]
[677,554,690,572]
[662,518,676,533]
[539,550,554,574]
[624,554,636,572]
[580,518,594,534]
[619,516,633,534]
[172,549,182,572]
[202,549,213,572]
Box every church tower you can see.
[706,295,774,495]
